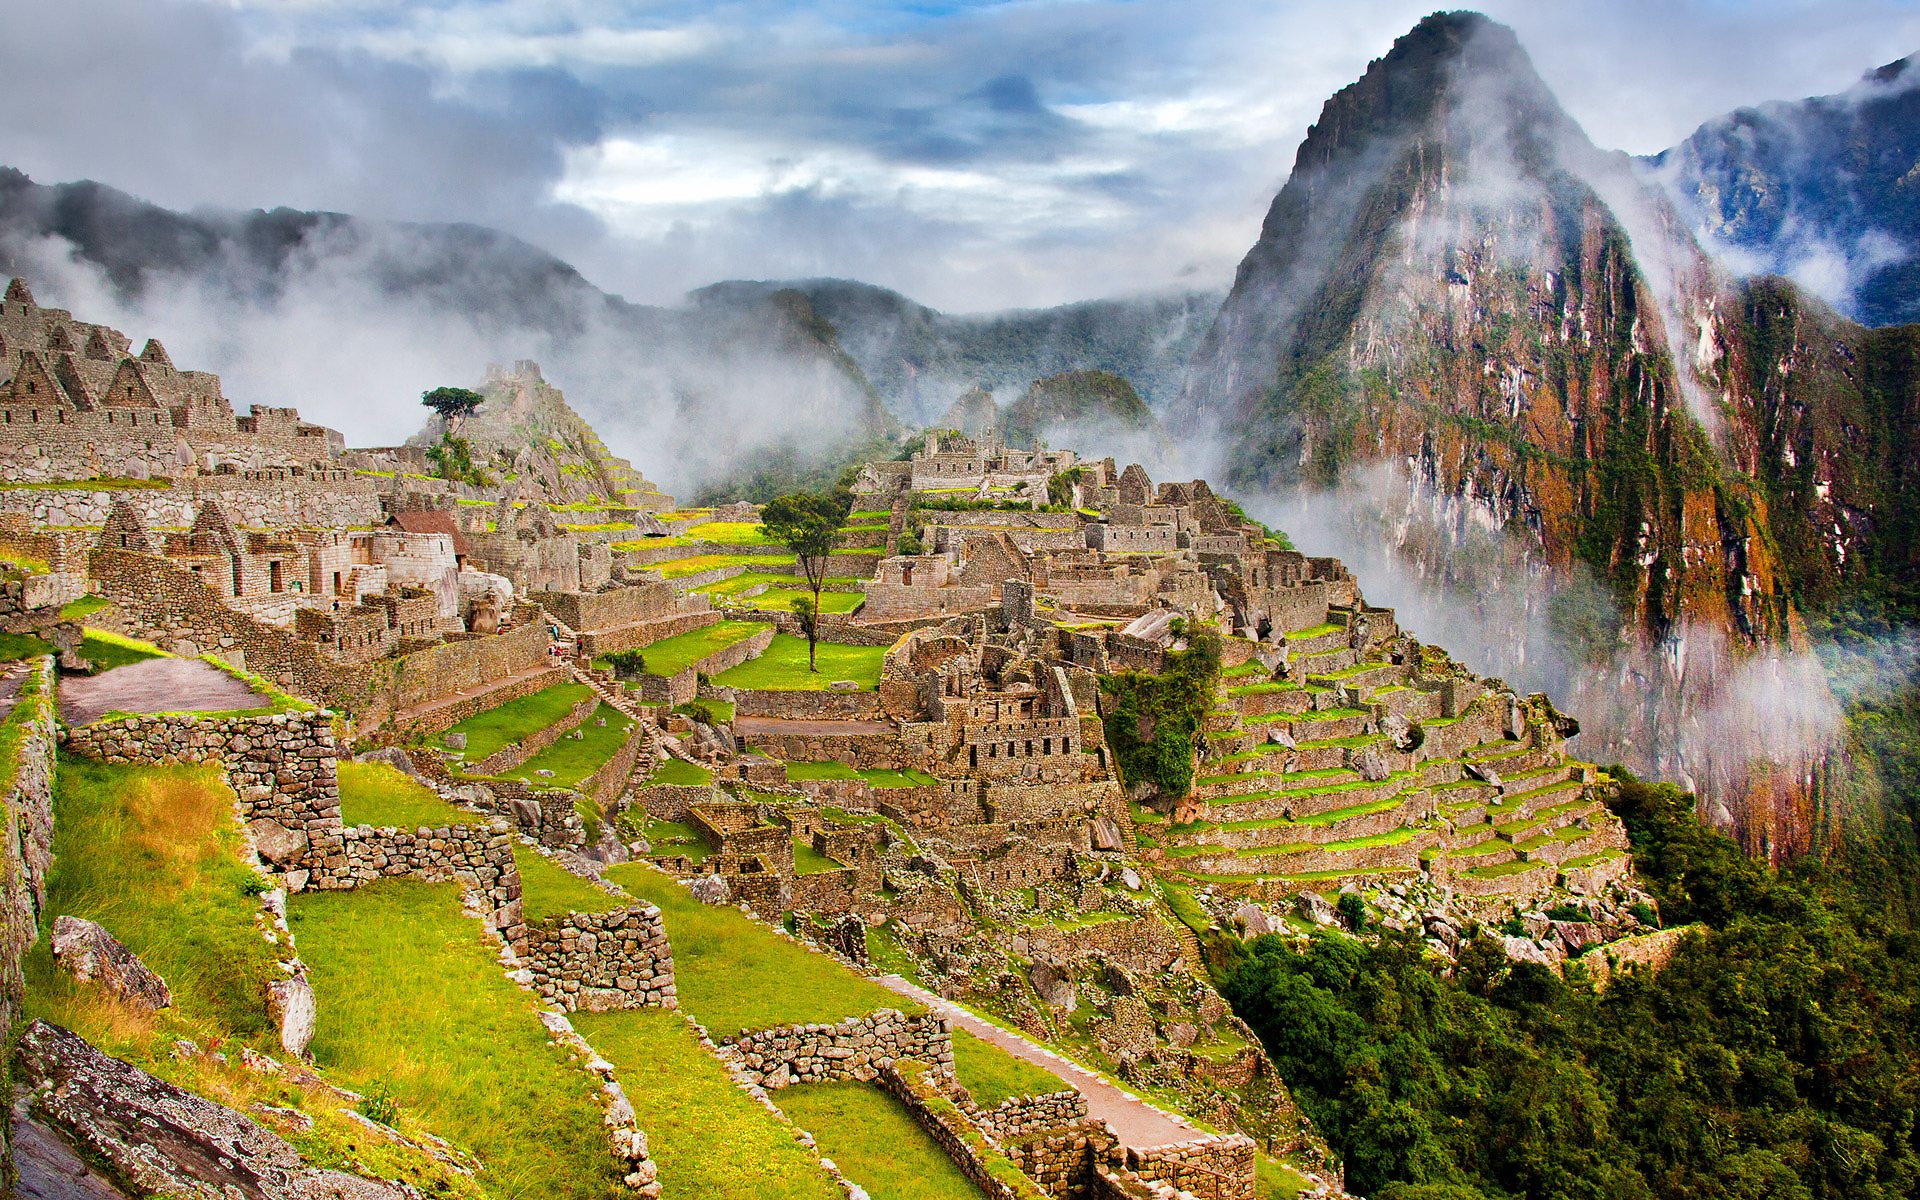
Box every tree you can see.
[421,386,484,432]
[760,490,850,671]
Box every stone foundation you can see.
[724,1008,951,1089]
[522,905,676,1012]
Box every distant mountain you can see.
[1174,11,1920,856]
[1000,370,1157,448]
[690,277,1220,424]
[1648,57,1920,327]
[0,168,894,498]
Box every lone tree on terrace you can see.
[760,489,851,672]
[421,386,484,432]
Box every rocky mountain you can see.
[1174,11,1920,858]
[1647,56,1920,328]
[690,277,1220,424]
[1000,369,1157,448]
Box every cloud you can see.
[5,0,1917,313]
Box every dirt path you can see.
[58,659,265,727]
[874,974,1199,1149]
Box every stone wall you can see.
[875,1061,1052,1200]
[334,821,527,948]
[521,904,676,1012]
[0,477,383,531]
[1004,1120,1116,1199]
[724,1008,951,1089]
[1120,1135,1257,1200]
[386,621,550,714]
[634,783,714,821]
[637,626,775,708]
[580,721,650,810]
[732,689,887,721]
[579,609,720,658]
[386,664,568,742]
[0,657,56,1196]
[970,1089,1088,1144]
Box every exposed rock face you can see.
[50,916,170,1011]
[686,875,730,905]
[1029,960,1077,1011]
[17,1020,408,1199]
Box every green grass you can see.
[601,864,913,1037]
[338,760,484,829]
[512,705,634,790]
[746,588,864,614]
[657,553,796,578]
[293,880,624,1198]
[794,838,845,874]
[0,631,52,661]
[442,682,595,762]
[1284,623,1343,641]
[571,1009,843,1200]
[514,845,620,920]
[713,635,887,691]
[25,759,281,1044]
[951,1028,1062,1107]
[620,621,770,678]
[785,760,860,781]
[1466,859,1547,879]
[59,594,110,620]
[1257,1156,1314,1199]
[635,817,713,863]
[685,521,780,545]
[80,628,168,672]
[776,1082,987,1200]
[675,699,735,723]
[641,757,713,786]
[861,768,938,788]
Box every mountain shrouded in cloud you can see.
[1174,11,1920,858]
[1647,54,1920,327]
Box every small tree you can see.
[421,386,484,432]
[760,490,850,671]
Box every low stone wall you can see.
[333,821,526,948]
[521,904,676,1012]
[634,783,713,821]
[1122,1135,1257,1200]
[875,1062,1051,1200]
[733,689,886,721]
[0,478,383,531]
[970,1089,1088,1144]
[472,694,599,775]
[788,867,860,914]
[638,626,776,708]
[580,723,650,810]
[386,622,550,715]
[386,663,568,742]
[1004,1119,1115,1198]
[0,657,57,1194]
[724,1008,951,1089]
[580,608,720,658]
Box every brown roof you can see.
[389,509,470,556]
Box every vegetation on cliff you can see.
[1100,625,1222,802]
[1212,776,1920,1200]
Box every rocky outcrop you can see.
[16,1019,409,1199]
[50,917,170,1012]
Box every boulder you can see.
[1463,761,1502,787]
[444,732,468,750]
[1234,903,1274,938]
[17,1019,410,1200]
[1119,867,1142,892]
[1346,744,1391,783]
[1028,960,1077,1012]
[51,916,170,1011]
[248,819,308,867]
[1500,935,1558,967]
[1382,712,1424,752]
[268,975,317,1061]
[1295,891,1340,927]
[687,875,731,905]
[1089,815,1124,852]
[1551,920,1603,955]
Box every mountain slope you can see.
[1175,11,1920,857]
[691,277,1219,423]
[1647,57,1920,327]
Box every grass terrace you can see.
[633,816,713,863]
[515,845,621,920]
[747,588,864,614]
[713,635,886,691]
[684,521,780,545]
[440,681,596,763]
[294,880,624,1198]
[510,704,635,790]
[793,838,845,874]
[571,1010,843,1200]
[951,1028,1062,1107]
[339,760,485,829]
[1284,623,1344,641]
[657,553,797,578]
[640,756,713,787]
[609,620,770,679]
[775,1083,985,1200]
[601,864,911,1038]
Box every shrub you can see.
[605,649,647,679]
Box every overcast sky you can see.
[4,0,1915,312]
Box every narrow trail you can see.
[874,974,1199,1149]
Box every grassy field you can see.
[793,838,845,874]
[571,1009,843,1200]
[657,553,797,578]
[776,1082,987,1200]
[338,760,484,829]
[748,588,864,614]
[600,864,910,1037]
[294,879,625,1198]
[514,844,622,920]
[684,521,780,545]
[712,635,887,691]
[784,762,935,788]
[512,704,635,789]
[81,628,169,672]
[692,572,862,598]
[634,816,713,863]
[441,681,595,762]
[640,756,712,786]
[620,621,770,678]
[951,1028,1063,1107]
[0,631,52,660]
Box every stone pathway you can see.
[58,659,265,727]
[874,974,1198,1149]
